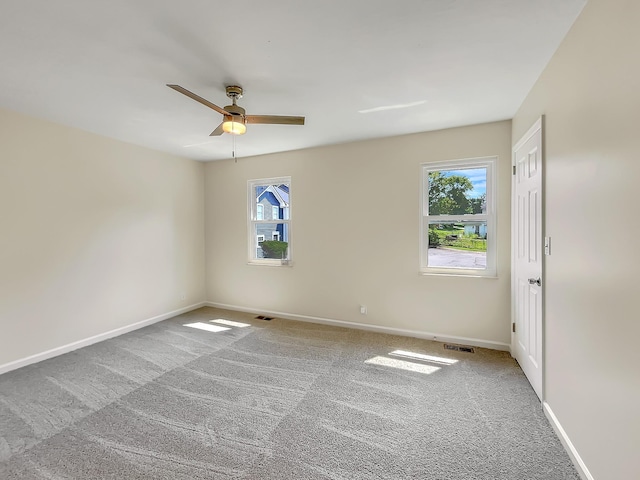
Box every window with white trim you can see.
[248,177,291,265]
[420,157,496,276]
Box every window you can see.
[420,157,496,276]
[248,177,291,265]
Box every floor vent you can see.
[444,344,475,353]
[255,315,273,321]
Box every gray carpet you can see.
[0,307,580,479]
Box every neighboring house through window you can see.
[248,177,291,264]
[420,157,496,276]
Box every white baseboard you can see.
[543,402,594,480]
[0,302,206,376]
[205,301,510,352]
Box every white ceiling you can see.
[0,0,586,161]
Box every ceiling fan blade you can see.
[209,123,224,136]
[167,84,231,116]
[245,115,305,125]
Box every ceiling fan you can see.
[167,84,305,136]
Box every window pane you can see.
[254,184,289,220]
[427,221,487,270]
[249,177,292,265]
[428,168,486,215]
[254,223,289,259]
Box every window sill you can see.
[248,260,293,267]
[419,271,497,279]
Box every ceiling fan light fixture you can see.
[222,115,246,135]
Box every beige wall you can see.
[205,120,512,345]
[513,0,640,478]
[0,108,206,367]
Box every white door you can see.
[512,118,543,400]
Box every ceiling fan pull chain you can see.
[233,133,237,163]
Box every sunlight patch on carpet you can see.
[210,319,252,328]
[390,350,458,365]
[183,322,230,333]
[365,356,440,375]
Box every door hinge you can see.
[512,322,516,333]
[512,165,516,175]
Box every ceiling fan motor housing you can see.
[224,104,246,116]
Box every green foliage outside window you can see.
[428,228,441,247]
[428,172,485,215]
[260,240,288,259]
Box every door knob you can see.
[528,277,541,286]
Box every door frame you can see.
[511,116,545,401]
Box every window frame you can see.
[420,157,497,277]
[248,176,292,266]
[272,205,279,220]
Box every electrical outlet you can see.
[360,305,367,315]
[180,292,186,301]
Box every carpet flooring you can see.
[0,307,580,479]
